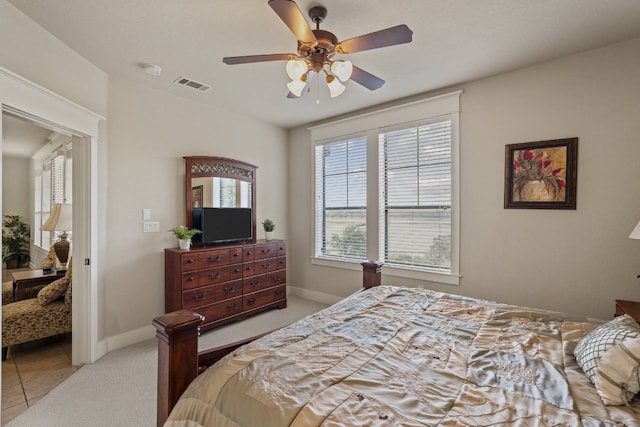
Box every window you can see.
[315,136,367,259]
[381,119,451,271]
[311,91,460,284]
[33,140,73,250]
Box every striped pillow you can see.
[574,314,640,405]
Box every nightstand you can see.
[615,299,640,323]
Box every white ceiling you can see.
[2,114,53,158]
[6,0,640,129]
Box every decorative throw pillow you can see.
[37,277,70,306]
[574,314,640,405]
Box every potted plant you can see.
[262,219,275,241]
[169,225,201,250]
[2,213,31,269]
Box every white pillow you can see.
[574,314,640,405]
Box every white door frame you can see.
[0,66,104,364]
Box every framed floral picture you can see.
[504,137,578,209]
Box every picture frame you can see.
[191,185,203,208]
[504,137,578,209]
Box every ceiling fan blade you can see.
[223,53,297,65]
[268,0,317,45]
[350,66,385,90]
[336,24,413,54]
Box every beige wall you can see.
[1,155,30,219]
[1,0,288,343]
[104,76,288,338]
[287,37,640,321]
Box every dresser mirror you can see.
[184,156,257,242]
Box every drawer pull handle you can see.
[246,251,252,256]
[234,268,241,273]
[250,281,259,287]
[227,303,238,311]
[275,290,284,296]
[224,286,235,294]
[272,275,280,282]
[262,263,270,269]
[247,298,256,306]
[186,258,195,264]
[233,253,240,257]
[193,294,206,300]
[187,276,195,282]
[209,255,223,262]
[262,249,271,254]
[245,266,253,271]
[209,272,221,279]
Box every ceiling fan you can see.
[222,0,413,99]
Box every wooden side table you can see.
[11,269,65,301]
[615,299,640,323]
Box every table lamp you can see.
[630,220,640,278]
[41,203,72,269]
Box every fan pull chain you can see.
[316,75,320,104]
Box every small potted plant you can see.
[169,225,201,250]
[2,213,31,269]
[262,219,275,241]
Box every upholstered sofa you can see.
[2,262,72,361]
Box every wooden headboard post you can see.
[361,260,384,289]
[152,310,203,427]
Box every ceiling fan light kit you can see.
[222,0,413,100]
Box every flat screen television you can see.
[192,207,253,244]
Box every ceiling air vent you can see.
[174,76,212,92]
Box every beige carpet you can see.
[7,296,327,427]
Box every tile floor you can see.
[1,334,76,425]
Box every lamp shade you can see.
[286,59,308,81]
[630,220,640,239]
[331,60,353,82]
[287,79,306,97]
[41,203,73,232]
[326,75,346,98]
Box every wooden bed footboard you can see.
[153,260,384,426]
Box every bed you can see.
[153,261,640,426]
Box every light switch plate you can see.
[142,208,152,220]
[143,221,160,233]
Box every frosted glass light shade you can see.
[286,59,308,80]
[326,75,345,97]
[630,220,640,239]
[331,60,353,82]
[287,79,306,97]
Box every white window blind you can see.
[33,141,73,250]
[380,119,452,271]
[315,136,367,259]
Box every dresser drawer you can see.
[276,256,286,271]
[198,265,243,286]
[183,284,217,309]
[242,275,264,293]
[244,285,286,310]
[277,242,286,257]
[242,261,255,278]
[199,297,243,323]
[181,253,199,272]
[199,248,233,268]
[266,269,286,287]
[242,246,255,263]
[254,243,277,260]
[253,258,278,275]
[181,271,200,290]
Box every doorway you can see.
[0,67,103,367]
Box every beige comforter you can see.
[166,286,639,426]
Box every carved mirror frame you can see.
[184,156,257,243]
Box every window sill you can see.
[311,257,460,286]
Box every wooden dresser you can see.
[164,239,287,332]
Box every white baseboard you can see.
[105,324,155,353]
[288,286,343,306]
